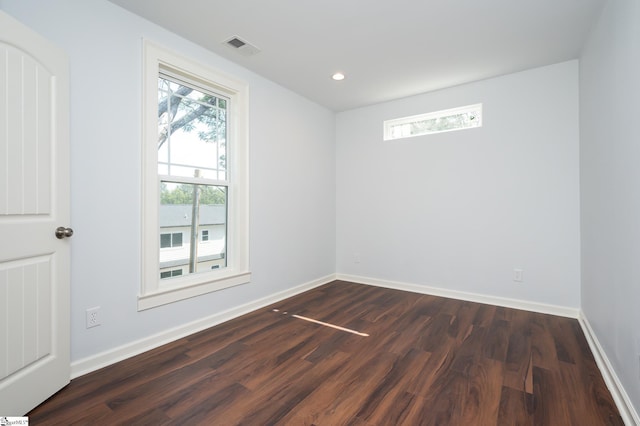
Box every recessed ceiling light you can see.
[332,72,345,81]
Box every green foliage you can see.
[160,183,226,205]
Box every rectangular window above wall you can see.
[140,40,250,310]
[383,103,482,141]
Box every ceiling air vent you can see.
[224,36,260,57]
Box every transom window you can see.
[383,103,482,141]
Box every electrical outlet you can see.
[513,269,524,282]
[86,306,101,328]
[354,252,361,264]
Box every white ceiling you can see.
[108,0,605,112]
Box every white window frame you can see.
[383,103,482,141]
[140,40,250,310]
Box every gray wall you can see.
[336,61,581,308]
[0,0,336,362]
[580,0,640,414]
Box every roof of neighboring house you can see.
[160,204,226,227]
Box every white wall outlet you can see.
[354,252,361,264]
[513,269,524,282]
[86,306,101,328]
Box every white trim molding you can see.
[336,273,579,318]
[578,312,640,426]
[72,274,336,378]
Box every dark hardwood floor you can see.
[28,280,623,425]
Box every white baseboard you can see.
[71,274,336,379]
[336,273,579,318]
[578,312,640,426]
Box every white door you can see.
[0,11,71,416]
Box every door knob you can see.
[55,226,74,239]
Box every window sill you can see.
[138,271,251,311]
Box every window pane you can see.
[158,77,227,181]
[160,268,183,279]
[160,233,171,248]
[159,181,227,280]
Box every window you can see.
[160,232,183,248]
[383,104,482,141]
[140,41,250,310]
[160,269,183,279]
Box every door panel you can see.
[2,256,52,377]
[0,11,70,416]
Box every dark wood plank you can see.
[503,310,533,391]
[483,318,510,362]
[530,312,560,370]
[27,280,624,425]
[497,386,534,426]
[560,360,624,425]
[532,366,573,424]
